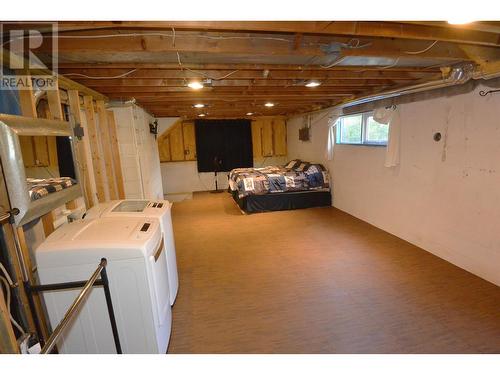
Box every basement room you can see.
[1,1,499,373]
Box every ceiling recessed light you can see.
[246,112,254,116]
[447,19,475,25]
[264,102,275,107]
[193,103,205,108]
[188,81,204,90]
[305,80,321,88]
[198,113,206,117]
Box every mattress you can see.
[27,177,77,201]
[229,160,330,198]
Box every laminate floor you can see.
[167,192,500,353]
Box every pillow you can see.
[295,162,311,172]
[284,159,302,170]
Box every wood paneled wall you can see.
[158,117,287,162]
[251,117,287,158]
[158,120,196,162]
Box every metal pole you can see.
[40,259,107,354]
[99,258,122,354]
[23,282,45,346]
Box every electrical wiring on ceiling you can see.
[404,40,439,55]
[345,38,372,49]
[379,57,401,70]
[176,51,239,81]
[42,32,293,43]
[320,56,348,69]
[63,68,138,79]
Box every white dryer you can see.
[84,200,179,305]
[36,217,171,354]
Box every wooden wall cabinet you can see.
[19,135,58,168]
[158,120,197,162]
[251,117,287,158]
[158,117,286,162]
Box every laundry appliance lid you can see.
[36,217,161,268]
[105,199,172,218]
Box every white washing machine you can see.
[84,200,178,305]
[36,217,172,354]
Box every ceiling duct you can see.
[340,63,475,109]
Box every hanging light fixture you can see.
[264,102,275,107]
[193,103,206,108]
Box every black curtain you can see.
[56,136,76,179]
[195,119,253,172]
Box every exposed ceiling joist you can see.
[54,21,500,47]
[11,20,497,118]
[58,68,433,80]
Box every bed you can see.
[0,114,82,226]
[228,160,332,213]
[28,177,78,201]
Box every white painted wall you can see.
[160,156,288,195]
[287,83,500,286]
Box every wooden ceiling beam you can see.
[404,21,500,35]
[43,34,323,57]
[48,34,478,62]
[59,68,426,80]
[38,29,488,62]
[72,79,397,88]
[54,21,500,47]
[106,92,354,99]
[0,49,108,100]
[57,62,442,72]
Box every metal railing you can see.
[27,258,122,354]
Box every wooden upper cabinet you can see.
[272,119,287,156]
[251,117,286,158]
[182,122,196,160]
[33,137,50,166]
[158,120,196,162]
[19,136,36,167]
[158,117,286,162]
[169,125,184,161]
[251,121,263,158]
[158,134,171,162]
[19,135,57,168]
[261,119,274,157]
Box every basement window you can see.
[337,112,388,146]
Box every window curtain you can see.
[195,119,253,172]
[325,111,342,161]
[373,106,401,167]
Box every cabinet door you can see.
[19,136,36,167]
[182,122,196,160]
[251,121,262,158]
[261,119,274,157]
[169,124,185,161]
[158,135,171,162]
[33,136,50,166]
[47,136,58,167]
[273,119,287,156]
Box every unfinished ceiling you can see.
[33,21,500,118]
